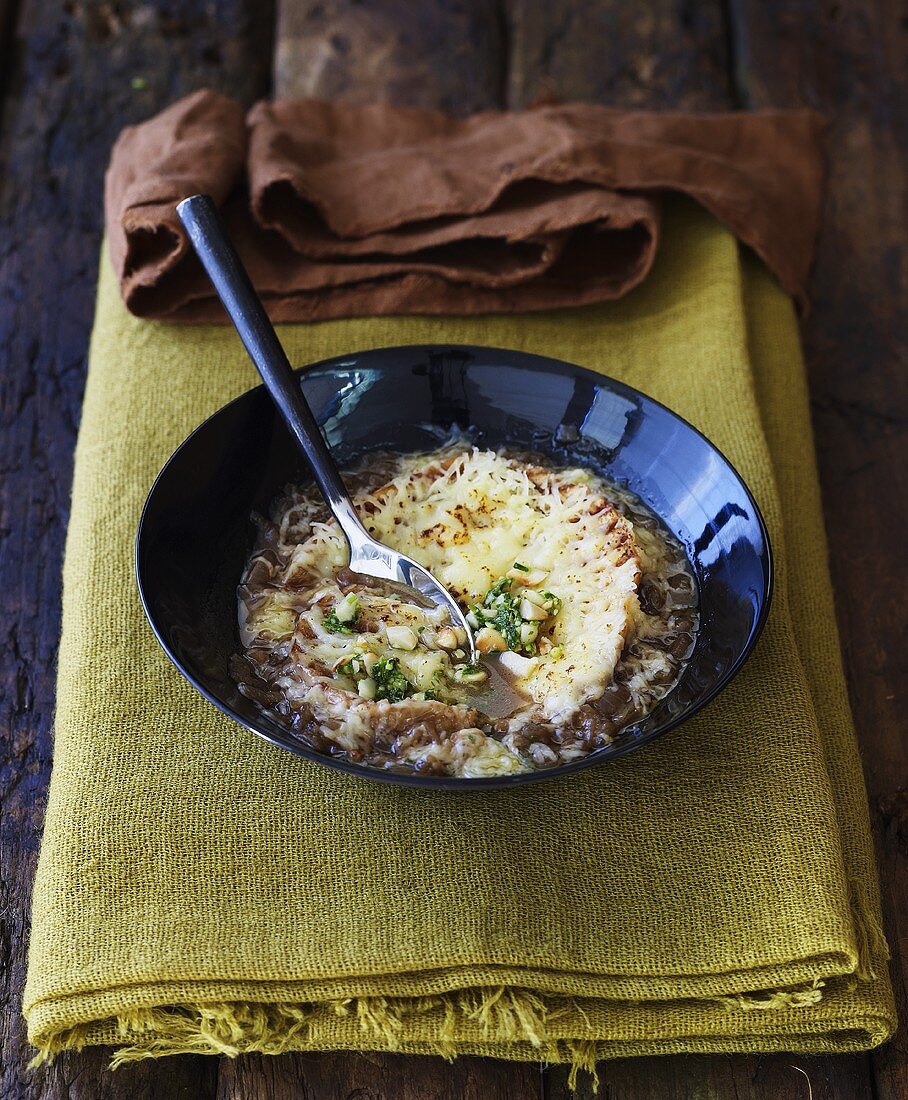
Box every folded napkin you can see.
[25,200,895,1076]
[106,90,824,322]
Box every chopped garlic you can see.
[435,626,459,650]
[519,597,548,621]
[333,593,359,622]
[499,651,539,679]
[476,626,507,653]
[386,625,418,650]
[507,565,548,587]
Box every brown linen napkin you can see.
[106,90,824,322]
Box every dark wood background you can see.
[1,1,904,1097]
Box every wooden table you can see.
[1,2,904,1097]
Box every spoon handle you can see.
[176,194,367,542]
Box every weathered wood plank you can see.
[505,6,786,1097]
[507,2,894,1097]
[727,5,908,1100]
[217,1052,543,1100]
[275,0,504,114]
[263,8,544,1099]
[546,1054,874,1100]
[505,0,733,110]
[0,2,274,1098]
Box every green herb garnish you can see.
[483,576,512,607]
[490,594,523,649]
[471,575,563,654]
[372,656,414,702]
[323,593,360,634]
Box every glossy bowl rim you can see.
[135,343,774,790]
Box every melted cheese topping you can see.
[361,450,641,724]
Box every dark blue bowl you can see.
[136,345,772,789]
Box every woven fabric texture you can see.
[24,200,896,1069]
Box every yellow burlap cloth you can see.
[24,202,896,1074]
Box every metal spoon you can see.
[176,194,477,663]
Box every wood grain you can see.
[545,1054,875,1100]
[217,1052,542,1100]
[505,0,732,110]
[508,1,903,1094]
[727,5,908,1100]
[268,12,543,1100]
[275,0,504,114]
[0,2,273,1099]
